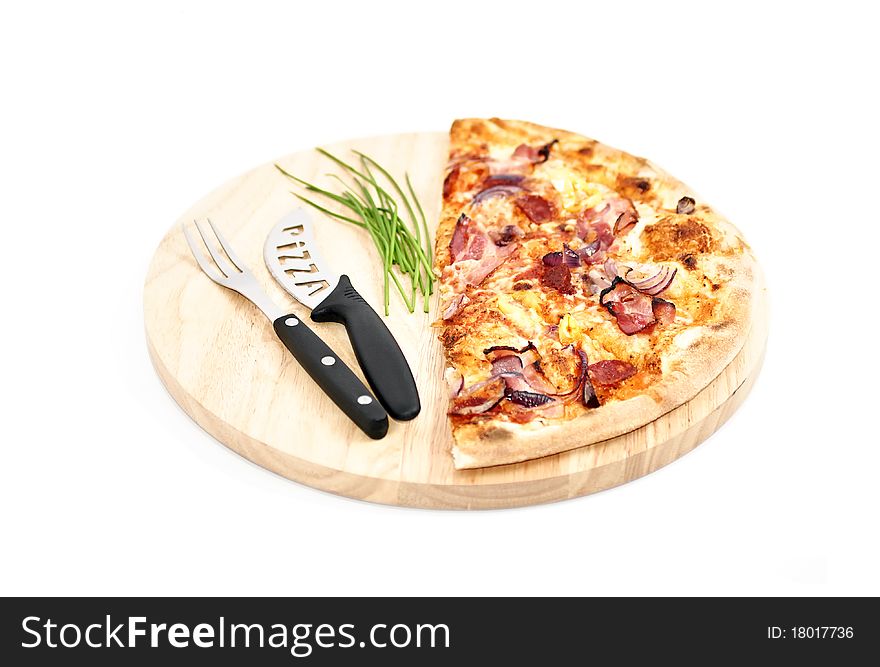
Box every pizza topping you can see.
[613,209,639,235]
[452,343,601,419]
[541,263,575,294]
[585,259,620,294]
[483,173,526,189]
[490,224,524,246]
[676,196,696,214]
[490,354,524,376]
[589,360,638,386]
[472,183,526,205]
[494,350,557,395]
[577,197,637,240]
[586,268,611,293]
[505,390,556,408]
[449,213,470,258]
[604,258,619,278]
[443,159,490,198]
[517,346,594,409]
[441,294,470,321]
[449,377,506,415]
[575,349,601,408]
[576,238,603,264]
[582,374,601,408]
[485,343,540,366]
[622,263,677,296]
[447,214,516,286]
[520,362,557,394]
[542,243,580,268]
[652,297,676,325]
[515,194,555,222]
[443,165,460,199]
[446,367,465,397]
[512,139,558,164]
[599,278,657,335]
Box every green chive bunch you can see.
[276,149,434,315]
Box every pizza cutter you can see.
[264,209,421,421]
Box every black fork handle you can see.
[272,313,388,439]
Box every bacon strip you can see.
[446,214,516,287]
[513,139,558,164]
[515,194,555,222]
[449,377,506,415]
[589,360,638,386]
[577,197,638,244]
[449,213,469,258]
[652,297,676,325]
[599,278,656,335]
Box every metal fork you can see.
[183,219,388,439]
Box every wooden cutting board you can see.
[143,131,767,509]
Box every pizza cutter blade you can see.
[264,209,421,421]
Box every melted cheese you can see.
[536,162,608,213]
[558,313,582,346]
[496,294,543,338]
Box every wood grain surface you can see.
[143,132,767,509]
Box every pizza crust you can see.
[438,119,761,469]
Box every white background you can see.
[2,1,878,596]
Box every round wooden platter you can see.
[144,132,767,510]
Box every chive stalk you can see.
[275,149,434,315]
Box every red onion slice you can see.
[603,258,618,279]
[582,375,600,408]
[641,267,676,295]
[482,173,526,188]
[624,264,677,296]
[587,268,611,293]
[542,251,562,267]
[562,243,580,267]
[623,263,663,288]
[543,243,580,268]
[577,349,601,408]
[472,184,525,204]
[505,389,556,408]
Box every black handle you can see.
[310,275,421,421]
[272,314,388,440]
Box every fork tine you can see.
[194,219,236,278]
[182,222,225,284]
[206,218,245,274]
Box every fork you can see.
[183,218,389,439]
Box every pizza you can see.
[435,118,760,469]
